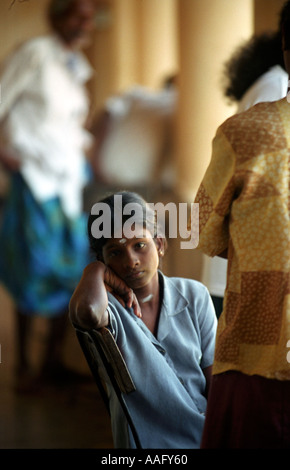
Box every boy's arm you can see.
[69,261,141,330]
[69,261,109,330]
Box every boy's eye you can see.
[135,241,146,249]
[108,250,120,258]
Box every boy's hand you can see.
[104,266,142,318]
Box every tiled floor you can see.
[0,285,114,449]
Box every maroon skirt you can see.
[201,370,290,449]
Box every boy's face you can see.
[102,228,163,291]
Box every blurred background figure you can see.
[87,74,177,203]
[222,30,288,112]
[201,25,288,319]
[0,0,96,392]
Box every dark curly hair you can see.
[221,31,285,103]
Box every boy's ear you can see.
[155,237,165,257]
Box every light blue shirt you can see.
[106,271,217,448]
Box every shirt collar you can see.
[159,271,189,317]
[157,271,189,342]
[50,33,93,82]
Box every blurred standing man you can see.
[195,0,290,448]
[0,0,96,391]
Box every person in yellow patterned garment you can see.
[195,1,290,449]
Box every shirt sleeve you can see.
[106,304,119,338]
[0,42,40,121]
[195,126,237,257]
[196,285,217,370]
